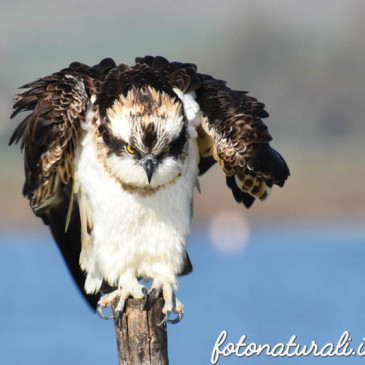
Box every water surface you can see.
[1,222,365,364]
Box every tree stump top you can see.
[112,297,169,365]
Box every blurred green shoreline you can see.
[1,0,364,226]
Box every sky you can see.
[1,0,365,222]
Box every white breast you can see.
[74,126,199,294]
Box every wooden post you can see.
[112,297,169,365]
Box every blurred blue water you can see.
[1,222,365,365]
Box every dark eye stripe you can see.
[101,123,186,159]
[101,125,128,157]
[169,127,187,157]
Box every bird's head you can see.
[97,86,188,191]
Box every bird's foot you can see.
[97,280,147,320]
[149,276,184,326]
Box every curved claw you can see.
[168,312,184,324]
[148,288,158,300]
[142,287,148,310]
[144,288,158,310]
[97,303,114,320]
[157,311,171,327]
[115,310,123,327]
[157,311,183,326]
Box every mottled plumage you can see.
[9,56,289,318]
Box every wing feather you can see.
[9,59,116,309]
[10,71,87,208]
[194,74,289,206]
[135,55,289,207]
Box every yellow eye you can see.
[163,145,170,154]
[127,144,135,154]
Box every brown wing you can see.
[9,60,116,210]
[9,58,116,309]
[135,56,289,208]
[195,74,290,207]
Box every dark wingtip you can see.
[8,135,15,146]
[260,110,270,118]
[198,156,216,175]
[247,147,290,189]
[226,175,256,209]
[10,110,17,120]
[8,127,19,146]
[241,193,255,208]
[270,148,290,186]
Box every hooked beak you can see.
[143,158,157,184]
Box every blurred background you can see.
[1,0,365,364]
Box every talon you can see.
[115,310,123,327]
[97,303,114,320]
[145,288,158,310]
[157,311,171,327]
[142,287,148,310]
[168,312,184,324]
[148,287,158,299]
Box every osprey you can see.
[9,56,289,323]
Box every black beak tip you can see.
[144,159,154,184]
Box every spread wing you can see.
[136,56,290,208]
[9,58,116,309]
[194,74,290,207]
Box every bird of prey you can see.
[9,56,289,323]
